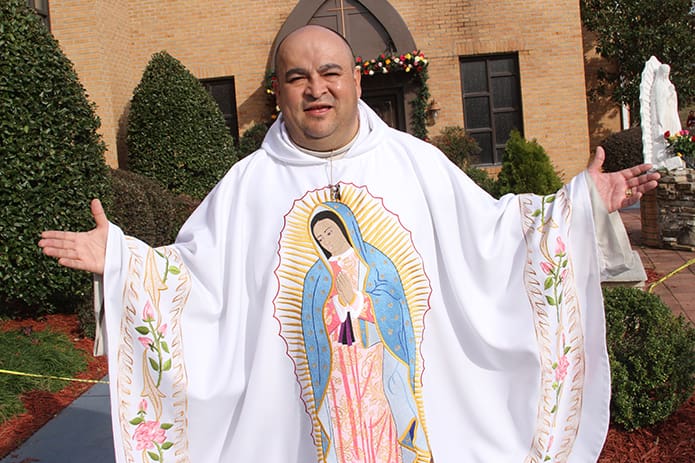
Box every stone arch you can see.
[270,0,416,68]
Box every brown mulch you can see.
[0,313,693,461]
[598,393,695,462]
[0,314,108,459]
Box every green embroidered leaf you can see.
[149,357,160,371]
[136,326,150,335]
[564,345,571,354]
[168,265,180,275]
[533,209,541,217]
[155,249,165,258]
[544,277,554,290]
[161,341,170,353]
[550,405,557,413]
[544,455,552,461]
[552,362,558,369]
[552,382,559,390]
[558,294,563,305]
[160,423,174,430]
[162,359,172,371]
[546,295,556,306]
[562,259,568,267]
[148,451,160,461]
[129,417,144,425]
[545,195,556,203]
[161,442,174,450]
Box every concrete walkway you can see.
[0,378,114,463]
[1,207,692,463]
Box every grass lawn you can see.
[0,321,87,424]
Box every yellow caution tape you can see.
[648,256,695,294]
[0,368,109,384]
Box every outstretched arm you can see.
[39,199,108,275]
[587,146,660,213]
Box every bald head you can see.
[272,25,362,152]
[275,25,355,73]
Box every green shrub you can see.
[74,169,199,338]
[603,287,695,430]
[600,127,643,172]
[109,168,198,247]
[464,166,497,197]
[127,51,237,200]
[0,0,112,315]
[431,126,482,169]
[238,122,269,158]
[495,130,564,196]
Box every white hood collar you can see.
[261,100,389,165]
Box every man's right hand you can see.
[39,199,108,275]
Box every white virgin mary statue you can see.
[640,56,685,170]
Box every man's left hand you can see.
[588,146,660,213]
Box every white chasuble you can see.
[100,101,610,463]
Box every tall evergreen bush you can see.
[127,52,237,200]
[0,0,111,314]
[495,130,564,196]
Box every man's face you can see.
[274,26,361,152]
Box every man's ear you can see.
[353,67,362,98]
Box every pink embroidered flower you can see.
[540,261,554,274]
[157,323,167,336]
[555,236,566,255]
[555,355,570,382]
[138,336,152,349]
[560,268,568,282]
[138,399,148,413]
[143,301,155,322]
[133,420,166,451]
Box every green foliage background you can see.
[109,169,198,247]
[582,0,695,116]
[600,126,643,172]
[127,51,237,200]
[0,0,112,314]
[238,122,269,158]
[495,130,564,196]
[603,287,695,430]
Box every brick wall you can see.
[582,28,623,154]
[49,0,592,177]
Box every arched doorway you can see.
[271,0,419,134]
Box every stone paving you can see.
[620,207,695,325]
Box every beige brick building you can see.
[44,0,595,178]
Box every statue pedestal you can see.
[640,168,695,250]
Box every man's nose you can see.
[305,77,327,98]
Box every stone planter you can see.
[640,168,695,250]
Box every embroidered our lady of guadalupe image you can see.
[274,184,433,463]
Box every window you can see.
[26,0,50,28]
[201,76,240,143]
[460,54,523,165]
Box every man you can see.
[41,25,658,463]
